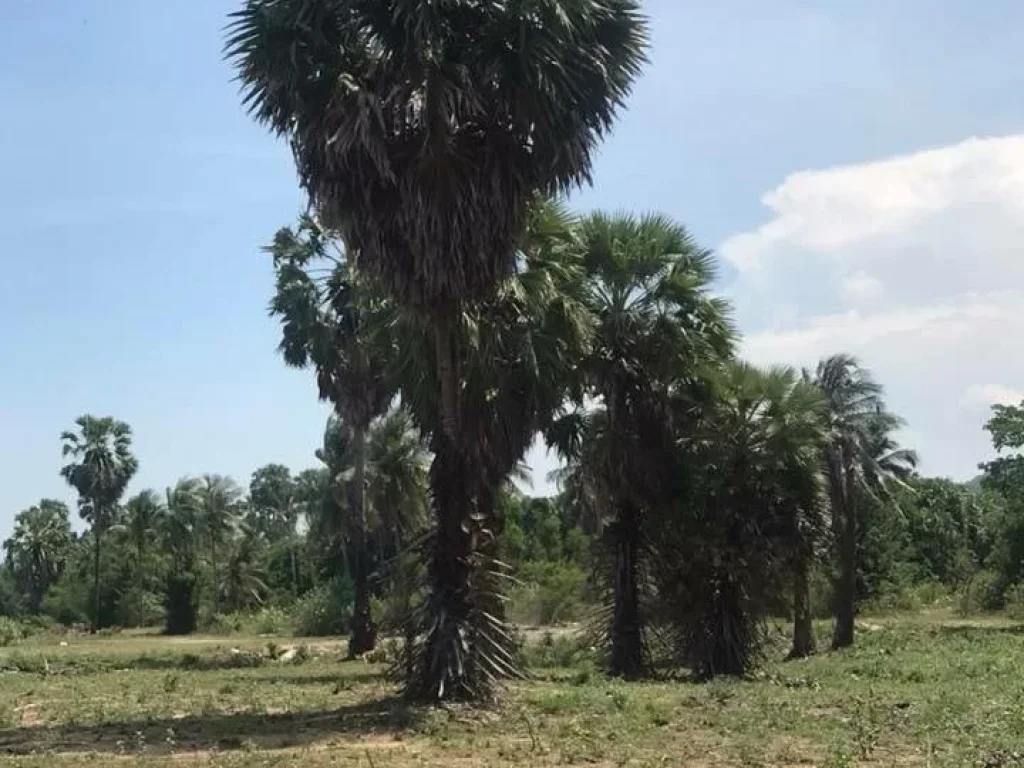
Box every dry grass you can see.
[1,614,1024,767]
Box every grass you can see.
[1,614,1024,766]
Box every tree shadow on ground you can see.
[0,697,421,757]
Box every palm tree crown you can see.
[227,0,648,308]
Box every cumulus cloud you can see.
[721,135,1024,479]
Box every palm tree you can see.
[162,478,202,634]
[3,500,73,613]
[197,475,243,616]
[124,490,165,575]
[386,200,593,699]
[228,2,647,701]
[220,526,269,613]
[810,355,917,648]
[267,217,395,655]
[60,415,138,632]
[652,365,824,677]
[248,464,302,595]
[557,213,734,678]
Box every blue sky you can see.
[3,0,1023,539]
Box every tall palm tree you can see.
[267,216,395,655]
[557,213,734,679]
[228,2,647,701]
[387,199,593,699]
[197,475,243,616]
[60,415,138,632]
[124,490,165,575]
[810,355,916,648]
[3,500,73,613]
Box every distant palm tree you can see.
[124,490,165,575]
[228,0,648,702]
[197,475,243,616]
[60,415,138,632]
[3,500,73,612]
[161,478,203,635]
[810,355,917,648]
[220,526,269,613]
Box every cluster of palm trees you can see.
[227,0,916,701]
[43,412,430,637]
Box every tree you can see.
[810,355,916,649]
[60,415,138,632]
[556,213,734,678]
[228,0,648,702]
[3,500,73,613]
[124,490,165,574]
[162,478,202,635]
[389,199,593,698]
[220,525,269,613]
[653,365,825,677]
[248,464,302,595]
[197,475,243,616]
[267,217,395,656]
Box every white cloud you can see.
[962,384,1024,409]
[839,270,883,304]
[722,135,1024,479]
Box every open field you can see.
[2,614,1024,767]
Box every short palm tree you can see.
[3,500,74,613]
[197,475,244,616]
[229,3,648,700]
[810,354,917,648]
[558,213,734,679]
[60,415,138,632]
[654,364,824,677]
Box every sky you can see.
[2,0,1023,539]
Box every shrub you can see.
[121,587,164,629]
[0,617,26,647]
[295,577,353,637]
[1005,584,1024,620]
[42,579,89,626]
[509,561,587,626]
[522,631,594,669]
[957,570,1002,616]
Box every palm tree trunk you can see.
[211,538,219,616]
[789,553,816,658]
[832,459,857,649]
[348,422,376,657]
[609,503,644,679]
[92,525,102,634]
[409,434,478,700]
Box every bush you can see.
[0,617,26,647]
[957,570,1003,616]
[522,631,594,669]
[1005,584,1024,620]
[121,587,164,629]
[42,579,90,626]
[509,561,587,626]
[295,577,354,637]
